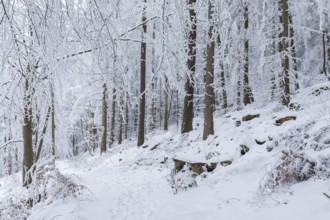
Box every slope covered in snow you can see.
[1,83,330,220]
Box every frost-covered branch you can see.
[0,140,23,151]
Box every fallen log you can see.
[173,158,217,175]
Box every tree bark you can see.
[243,4,254,105]
[322,30,329,81]
[35,107,51,164]
[181,0,197,134]
[23,77,33,187]
[125,92,129,140]
[271,74,277,100]
[100,83,108,154]
[203,0,215,140]
[328,34,330,71]
[51,82,55,157]
[164,76,169,131]
[271,11,278,101]
[279,0,291,106]
[118,94,124,145]
[137,0,147,147]
[109,87,116,146]
[289,14,299,91]
[237,74,241,108]
[216,35,228,110]
[150,21,157,131]
[87,110,97,152]
[176,82,180,127]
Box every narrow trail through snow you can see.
[29,148,222,220]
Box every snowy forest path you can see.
[29,143,223,220]
[30,144,178,220]
[54,154,170,219]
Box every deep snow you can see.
[1,83,330,220]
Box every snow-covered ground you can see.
[29,143,330,220]
[1,83,330,220]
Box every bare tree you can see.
[289,14,299,91]
[101,83,108,154]
[243,3,254,105]
[279,0,291,106]
[137,0,147,147]
[181,0,197,134]
[217,35,228,110]
[203,0,215,140]
[109,87,116,146]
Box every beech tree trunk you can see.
[217,35,228,110]
[243,4,254,105]
[87,109,97,152]
[137,0,147,147]
[150,21,157,131]
[100,83,108,154]
[323,30,329,80]
[271,13,278,101]
[164,76,169,131]
[237,74,241,108]
[279,0,291,106]
[328,34,330,70]
[51,82,55,157]
[203,0,215,140]
[125,93,129,140]
[23,77,33,187]
[176,84,180,127]
[109,87,116,146]
[289,14,299,91]
[271,74,277,100]
[181,0,197,134]
[118,94,124,145]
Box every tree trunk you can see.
[220,70,227,109]
[87,110,97,152]
[72,135,77,156]
[203,0,215,140]
[237,75,241,108]
[51,82,55,157]
[100,83,108,154]
[159,78,163,128]
[243,4,254,105]
[181,0,197,134]
[118,113,123,145]
[23,77,33,187]
[176,84,180,127]
[150,21,157,131]
[322,30,330,81]
[109,87,116,146]
[289,14,299,91]
[217,35,228,110]
[237,35,242,108]
[118,94,123,145]
[137,0,147,147]
[125,93,129,140]
[164,76,169,131]
[279,0,291,106]
[271,74,277,100]
[271,12,278,101]
[328,34,330,71]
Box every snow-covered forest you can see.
[0,0,330,219]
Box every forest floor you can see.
[1,82,330,220]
